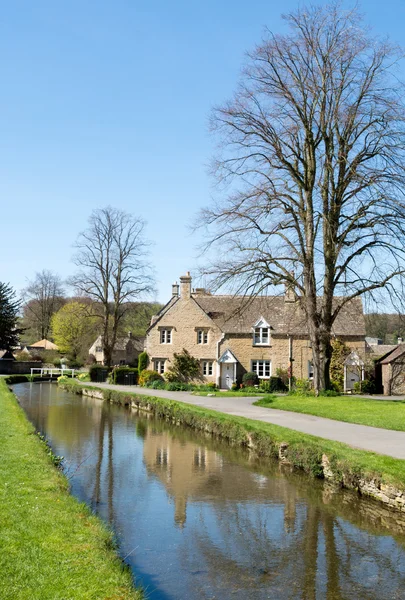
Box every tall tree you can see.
[0,283,23,350]
[70,207,154,367]
[23,270,65,340]
[199,3,405,392]
[51,302,98,360]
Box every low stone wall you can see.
[0,361,41,375]
[62,380,405,515]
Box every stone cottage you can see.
[145,272,366,389]
[377,344,405,395]
[89,332,145,366]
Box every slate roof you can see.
[367,344,397,358]
[193,295,365,337]
[379,345,405,365]
[113,335,145,353]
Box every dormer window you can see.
[253,317,270,346]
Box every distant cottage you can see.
[145,272,366,389]
[89,332,145,366]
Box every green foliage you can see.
[120,302,164,337]
[275,367,290,388]
[242,371,259,385]
[15,350,39,362]
[165,348,201,382]
[330,338,351,391]
[89,364,109,382]
[138,351,149,372]
[112,367,138,385]
[138,369,163,386]
[260,376,287,393]
[361,379,377,394]
[290,378,313,395]
[145,379,166,389]
[0,282,23,350]
[77,372,91,382]
[51,302,97,360]
[318,389,341,397]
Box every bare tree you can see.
[70,207,154,367]
[23,270,65,340]
[199,3,405,392]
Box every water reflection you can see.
[14,383,405,600]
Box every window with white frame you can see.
[202,360,213,376]
[308,361,314,379]
[95,346,102,353]
[253,318,270,345]
[160,329,172,344]
[197,329,208,344]
[154,359,166,374]
[252,360,271,378]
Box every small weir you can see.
[13,382,405,600]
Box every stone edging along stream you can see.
[60,380,405,514]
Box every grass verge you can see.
[0,379,142,600]
[61,379,405,493]
[253,394,405,432]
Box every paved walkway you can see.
[88,383,405,460]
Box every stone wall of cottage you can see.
[219,335,365,380]
[382,361,405,395]
[146,296,222,382]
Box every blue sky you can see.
[1,0,405,303]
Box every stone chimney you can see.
[180,272,192,299]
[172,282,179,298]
[284,282,295,303]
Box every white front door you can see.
[221,364,235,389]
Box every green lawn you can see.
[0,379,142,600]
[193,390,263,397]
[254,394,405,432]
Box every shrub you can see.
[146,379,166,389]
[138,351,149,373]
[89,364,109,382]
[67,358,83,369]
[15,351,36,362]
[139,369,163,386]
[112,367,138,385]
[164,381,193,391]
[361,379,376,394]
[77,372,90,382]
[165,348,201,382]
[53,358,62,368]
[290,378,314,396]
[260,377,287,393]
[86,353,97,366]
[319,389,341,397]
[242,372,259,386]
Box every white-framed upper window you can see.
[95,346,103,353]
[253,317,270,345]
[252,360,271,379]
[308,361,314,380]
[160,329,172,344]
[154,359,166,374]
[202,361,213,376]
[197,330,208,344]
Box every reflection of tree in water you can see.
[91,403,114,524]
[179,501,405,600]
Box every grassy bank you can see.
[61,379,405,495]
[0,379,142,600]
[253,395,405,432]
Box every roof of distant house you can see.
[379,344,405,365]
[30,339,59,351]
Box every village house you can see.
[145,272,366,389]
[89,332,145,366]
